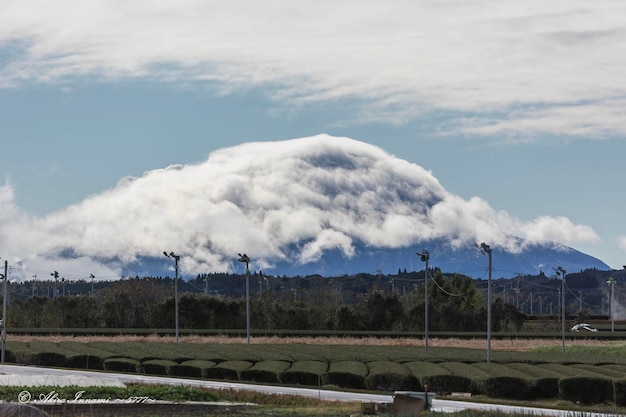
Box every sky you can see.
[1,1,626,280]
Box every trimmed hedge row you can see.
[7,341,626,404]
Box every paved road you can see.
[0,364,616,416]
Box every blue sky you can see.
[1,1,625,276]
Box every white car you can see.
[571,323,598,332]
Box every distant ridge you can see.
[260,239,610,279]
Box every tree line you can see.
[5,271,526,332]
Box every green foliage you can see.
[280,360,327,386]
[424,374,471,395]
[0,384,219,403]
[6,270,518,333]
[505,363,560,399]
[403,361,469,395]
[241,360,291,383]
[103,357,141,373]
[326,361,367,389]
[205,360,253,380]
[472,377,529,400]
[558,376,613,405]
[364,361,419,391]
[169,359,216,378]
[142,359,178,376]
[7,340,626,405]
[613,379,626,406]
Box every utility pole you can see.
[555,267,566,352]
[608,277,616,332]
[419,250,430,352]
[478,243,493,363]
[163,252,181,344]
[238,253,251,345]
[2,260,8,363]
[50,271,59,298]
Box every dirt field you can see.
[9,334,613,351]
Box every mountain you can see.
[8,134,611,281]
[222,239,610,279]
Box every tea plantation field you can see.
[6,340,626,405]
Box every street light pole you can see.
[555,267,566,352]
[1,260,7,363]
[50,271,59,298]
[419,250,430,352]
[238,253,251,345]
[163,252,180,344]
[607,277,616,332]
[479,243,492,363]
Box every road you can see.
[0,364,616,416]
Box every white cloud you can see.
[0,135,601,279]
[618,235,626,253]
[2,1,626,138]
[518,216,601,246]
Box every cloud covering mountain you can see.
[0,135,603,280]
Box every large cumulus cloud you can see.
[0,135,600,280]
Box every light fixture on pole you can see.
[238,253,251,345]
[555,266,566,352]
[90,274,95,297]
[607,276,616,332]
[163,251,180,344]
[50,271,59,298]
[419,250,430,352]
[478,243,492,363]
[1,260,7,363]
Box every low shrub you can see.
[103,357,141,373]
[241,360,291,384]
[142,359,178,376]
[169,360,216,378]
[364,361,419,391]
[423,375,471,395]
[525,377,559,399]
[326,361,367,389]
[559,376,613,405]
[506,362,560,399]
[31,351,67,367]
[63,353,105,370]
[280,360,327,386]
[58,341,116,369]
[472,376,529,400]
[613,379,626,406]
[205,360,252,380]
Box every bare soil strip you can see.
[7,335,612,351]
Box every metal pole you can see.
[612,282,615,332]
[487,248,492,363]
[419,250,430,352]
[174,256,179,344]
[238,254,251,345]
[424,256,429,352]
[608,277,616,332]
[2,260,8,363]
[245,262,250,345]
[561,275,565,352]
[163,252,180,345]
